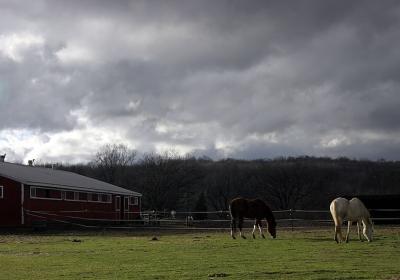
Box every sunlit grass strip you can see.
[0,227,399,280]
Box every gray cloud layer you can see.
[1,0,400,162]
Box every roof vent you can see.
[28,159,35,166]
[0,154,5,163]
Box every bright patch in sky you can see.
[321,135,351,148]
[0,33,44,62]
[55,44,96,64]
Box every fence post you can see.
[289,209,293,231]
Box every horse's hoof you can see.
[262,235,266,239]
[231,236,236,239]
[241,235,246,239]
[252,235,255,239]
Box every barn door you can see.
[124,197,129,220]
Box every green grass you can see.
[0,227,399,280]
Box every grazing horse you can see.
[330,197,373,243]
[229,197,276,239]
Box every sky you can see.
[1,0,400,164]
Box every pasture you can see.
[0,227,399,280]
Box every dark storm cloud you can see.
[1,0,400,161]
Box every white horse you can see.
[329,197,373,243]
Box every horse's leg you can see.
[239,217,246,239]
[334,224,339,243]
[362,220,371,242]
[345,221,351,243]
[252,220,257,239]
[252,219,264,239]
[231,217,236,239]
[258,220,265,239]
[333,220,338,243]
[357,220,362,241]
[339,220,345,242]
[334,219,343,243]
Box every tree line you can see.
[44,144,400,213]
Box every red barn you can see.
[0,161,142,228]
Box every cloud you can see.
[0,32,44,62]
[1,0,400,163]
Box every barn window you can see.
[89,193,99,202]
[30,187,62,200]
[65,191,75,200]
[100,194,111,203]
[35,188,48,198]
[30,187,36,198]
[129,196,139,205]
[78,192,88,201]
[0,186,3,198]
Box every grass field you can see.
[0,227,399,280]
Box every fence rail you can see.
[23,208,400,230]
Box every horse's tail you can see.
[329,200,340,226]
[229,198,240,218]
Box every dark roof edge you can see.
[0,173,142,196]
[0,173,27,185]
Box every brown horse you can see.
[229,197,277,239]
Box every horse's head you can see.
[363,219,373,242]
[267,220,277,239]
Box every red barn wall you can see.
[0,176,21,226]
[1,176,141,227]
[23,186,141,227]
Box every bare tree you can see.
[94,144,137,185]
[206,161,258,212]
[257,162,321,209]
[135,152,203,211]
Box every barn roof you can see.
[0,162,141,196]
